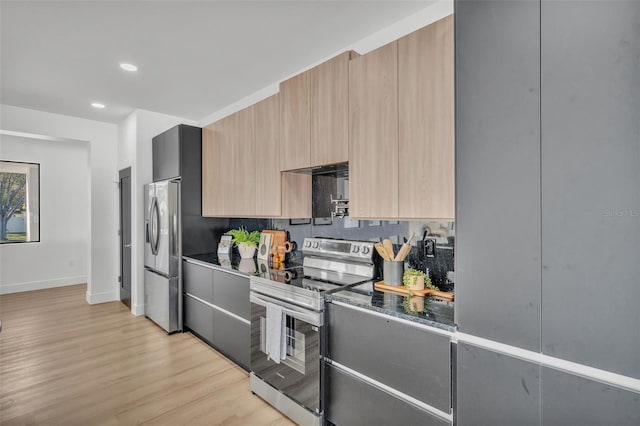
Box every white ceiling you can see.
[1,1,436,124]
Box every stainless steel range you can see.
[249,237,375,426]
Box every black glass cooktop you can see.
[255,264,370,294]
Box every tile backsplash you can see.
[226,217,454,291]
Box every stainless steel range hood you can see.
[288,162,349,218]
[288,162,349,178]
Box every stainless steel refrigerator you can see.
[144,179,181,333]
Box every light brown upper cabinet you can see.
[254,94,283,217]
[349,41,400,219]
[349,16,454,220]
[279,71,311,171]
[202,106,256,217]
[280,52,355,171]
[203,94,311,218]
[398,15,455,220]
[310,51,354,167]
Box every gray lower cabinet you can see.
[542,367,640,426]
[540,0,640,379]
[456,343,540,426]
[182,260,250,370]
[212,309,250,370]
[213,270,250,321]
[184,294,213,344]
[183,260,214,303]
[326,302,452,424]
[326,364,449,426]
[455,0,542,352]
[327,303,451,413]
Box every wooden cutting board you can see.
[262,230,287,250]
[374,281,454,301]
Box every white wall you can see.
[117,109,194,315]
[0,104,118,303]
[0,134,90,293]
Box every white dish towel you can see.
[265,302,287,364]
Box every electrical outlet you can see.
[424,238,436,258]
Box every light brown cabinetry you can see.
[279,72,311,171]
[310,51,352,167]
[254,94,282,217]
[349,41,399,219]
[280,52,354,171]
[349,16,454,220]
[398,15,454,219]
[202,107,256,217]
[203,95,311,218]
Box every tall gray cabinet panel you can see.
[456,343,540,426]
[542,367,640,426]
[541,0,640,378]
[455,0,541,351]
[152,125,181,182]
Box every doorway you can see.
[119,167,132,308]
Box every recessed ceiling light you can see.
[91,102,105,109]
[119,63,138,72]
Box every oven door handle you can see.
[250,293,323,327]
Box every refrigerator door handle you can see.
[172,213,178,256]
[151,196,160,256]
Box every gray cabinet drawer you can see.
[327,303,451,412]
[326,364,450,426]
[183,260,213,303]
[542,367,640,426]
[212,309,250,370]
[213,270,250,320]
[456,343,540,426]
[184,294,213,344]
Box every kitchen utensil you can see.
[394,232,415,261]
[382,239,395,260]
[383,261,404,285]
[262,230,287,250]
[374,242,390,261]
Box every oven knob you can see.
[362,246,370,255]
[304,240,312,248]
[312,241,319,249]
[352,246,360,253]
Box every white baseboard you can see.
[85,289,119,304]
[0,276,87,294]
[132,303,145,316]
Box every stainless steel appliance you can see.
[249,238,375,425]
[144,179,181,333]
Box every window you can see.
[0,161,40,243]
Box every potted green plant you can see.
[402,268,438,292]
[228,227,261,259]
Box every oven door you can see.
[250,292,321,414]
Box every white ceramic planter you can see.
[238,243,256,259]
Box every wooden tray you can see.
[375,281,454,301]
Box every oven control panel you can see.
[302,238,374,262]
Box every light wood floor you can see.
[0,284,295,426]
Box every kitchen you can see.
[1,1,639,425]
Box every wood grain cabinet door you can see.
[254,94,282,217]
[202,107,256,217]
[398,15,455,220]
[310,51,351,167]
[202,121,226,217]
[226,106,256,216]
[279,71,311,171]
[348,41,399,219]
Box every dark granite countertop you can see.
[327,282,456,332]
[183,253,302,277]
